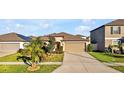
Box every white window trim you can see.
[105,38,120,40]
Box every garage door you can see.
[65,41,86,53]
[0,43,20,52]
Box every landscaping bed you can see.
[89,52,124,63]
[0,53,64,62]
[0,65,60,73]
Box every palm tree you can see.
[17,37,45,71]
[47,36,55,54]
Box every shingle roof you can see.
[40,36,49,41]
[40,32,88,41]
[105,19,124,26]
[90,19,124,32]
[0,32,31,42]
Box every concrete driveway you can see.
[53,52,120,73]
[0,51,15,57]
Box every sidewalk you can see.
[104,62,124,66]
[0,62,62,65]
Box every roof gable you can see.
[0,32,31,42]
[40,32,88,41]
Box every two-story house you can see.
[90,19,124,51]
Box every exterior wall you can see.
[90,26,105,51]
[54,37,63,42]
[105,39,113,47]
[62,41,65,51]
[105,26,124,48]
[19,42,25,49]
[105,26,124,38]
[54,37,64,51]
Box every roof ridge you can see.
[0,32,30,42]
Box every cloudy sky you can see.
[0,19,114,36]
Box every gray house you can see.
[90,19,124,51]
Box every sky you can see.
[0,19,114,36]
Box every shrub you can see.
[42,46,49,54]
[55,46,63,54]
[87,44,93,52]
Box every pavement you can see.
[0,51,16,57]
[53,52,120,73]
[0,62,62,65]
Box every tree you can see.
[17,37,45,71]
[47,36,55,54]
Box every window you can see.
[112,40,121,45]
[111,26,121,34]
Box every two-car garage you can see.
[64,41,87,54]
[0,43,20,52]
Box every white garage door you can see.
[0,43,20,52]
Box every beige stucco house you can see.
[90,19,124,51]
[0,32,89,54]
[40,32,89,53]
[0,32,31,53]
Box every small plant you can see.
[105,45,112,55]
[87,44,93,52]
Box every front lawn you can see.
[0,53,64,62]
[0,65,60,73]
[89,52,124,62]
[110,66,124,72]
[0,53,19,62]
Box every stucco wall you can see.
[55,37,63,42]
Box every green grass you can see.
[110,66,124,72]
[89,52,124,63]
[0,53,20,62]
[0,65,60,73]
[0,53,64,62]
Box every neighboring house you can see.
[90,19,124,51]
[40,32,89,53]
[0,32,88,54]
[0,32,31,53]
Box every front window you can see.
[111,26,121,34]
[112,40,121,45]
